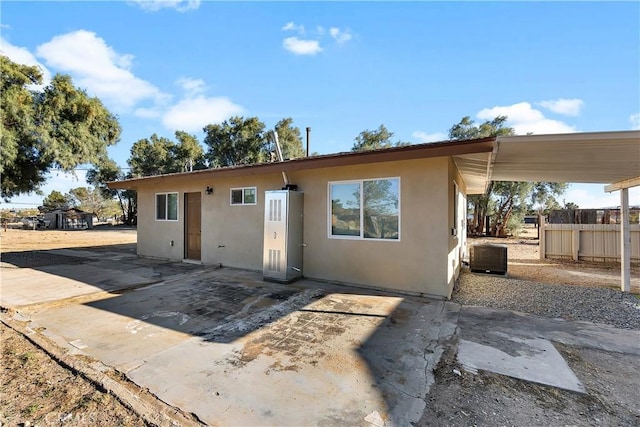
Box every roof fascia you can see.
[107,137,496,190]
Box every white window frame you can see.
[328,177,401,241]
[155,192,179,221]
[230,186,257,206]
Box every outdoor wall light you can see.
[205,186,214,195]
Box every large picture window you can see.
[230,187,257,205]
[156,192,178,221]
[329,178,400,240]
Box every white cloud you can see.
[162,76,243,131]
[35,30,168,112]
[133,107,163,119]
[630,113,640,130]
[329,27,352,44]
[130,0,200,12]
[282,22,305,34]
[0,37,52,84]
[280,23,352,56]
[477,102,576,135]
[283,37,322,56]
[162,96,243,132]
[538,98,584,116]
[177,77,207,96]
[412,131,448,143]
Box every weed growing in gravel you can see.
[22,404,39,415]
[19,352,35,364]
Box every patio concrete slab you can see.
[0,248,208,309]
[7,247,634,425]
[1,266,149,308]
[9,255,458,427]
[124,292,457,426]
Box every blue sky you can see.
[1,0,639,209]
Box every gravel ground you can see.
[459,229,640,330]
[453,272,640,330]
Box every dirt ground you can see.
[0,226,144,426]
[1,226,638,426]
[421,341,640,427]
[0,322,147,426]
[0,225,137,252]
[421,226,640,427]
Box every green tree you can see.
[563,201,579,210]
[68,186,118,220]
[351,124,410,152]
[87,159,137,225]
[128,131,206,176]
[274,118,305,159]
[352,125,395,152]
[204,116,267,167]
[449,116,515,141]
[173,130,206,171]
[128,134,176,177]
[40,190,70,212]
[529,181,566,214]
[0,56,121,200]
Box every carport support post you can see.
[620,188,630,293]
[605,177,638,293]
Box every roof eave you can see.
[107,137,496,190]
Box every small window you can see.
[230,187,257,205]
[156,192,178,221]
[329,178,400,240]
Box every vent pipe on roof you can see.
[306,127,311,157]
[271,130,290,188]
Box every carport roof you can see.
[454,130,640,194]
[108,130,639,194]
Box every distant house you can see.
[108,131,639,298]
[44,208,94,230]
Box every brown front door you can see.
[185,192,201,260]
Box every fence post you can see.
[539,214,546,260]
[572,228,580,261]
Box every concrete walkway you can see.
[2,247,638,426]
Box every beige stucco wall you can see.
[445,158,468,297]
[136,174,283,270]
[134,156,464,298]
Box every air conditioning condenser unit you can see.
[470,244,508,275]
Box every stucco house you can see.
[108,131,639,298]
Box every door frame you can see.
[184,192,202,261]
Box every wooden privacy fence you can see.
[540,222,640,262]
